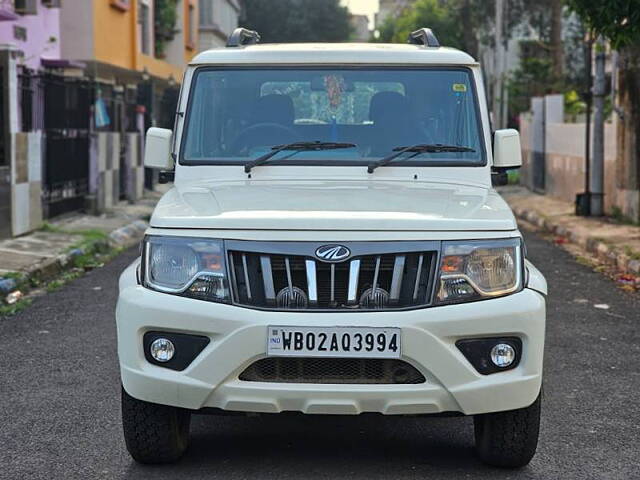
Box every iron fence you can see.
[39,74,93,218]
[17,67,45,132]
[13,66,175,217]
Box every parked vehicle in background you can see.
[116,28,547,468]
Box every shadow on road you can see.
[123,414,521,479]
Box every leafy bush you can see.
[154,0,178,58]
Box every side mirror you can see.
[493,129,522,169]
[144,127,174,170]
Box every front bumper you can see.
[116,261,545,416]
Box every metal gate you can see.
[41,73,92,218]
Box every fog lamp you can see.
[490,343,516,368]
[150,338,175,362]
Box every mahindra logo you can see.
[315,244,351,262]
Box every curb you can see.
[108,220,148,249]
[1,219,148,301]
[512,207,640,275]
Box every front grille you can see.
[239,357,426,384]
[227,242,438,311]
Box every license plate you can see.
[267,326,401,358]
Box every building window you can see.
[14,0,38,15]
[13,25,27,42]
[110,0,131,11]
[138,0,151,55]
[198,0,212,27]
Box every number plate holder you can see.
[267,326,401,358]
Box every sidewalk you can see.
[0,188,166,305]
[499,186,640,275]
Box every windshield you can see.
[181,67,486,166]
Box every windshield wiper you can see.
[367,144,475,173]
[244,141,357,174]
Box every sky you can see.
[341,0,380,28]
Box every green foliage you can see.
[507,56,560,117]
[566,0,640,49]
[45,270,83,293]
[67,229,110,255]
[243,0,352,43]
[375,0,463,47]
[564,90,586,119]
[40,222,60,233]
[0,298,32,317]
[507,169,521,185]
[373,17,397,43]
[0,223,125,317]
[154,0,179,57]
[40,223,108,242]
[1,272,23,281]
[0,272,29,300]
[623,245,640,259]
[612,207,640,227]
[372,0,494,58]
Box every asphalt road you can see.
[1,230,639,480]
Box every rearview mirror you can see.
[493,129,522,169]
[144,127,174,170]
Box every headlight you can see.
[143,236,230,303]
[435,239,522,305]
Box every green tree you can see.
[566,0,640,220]
[507,56,556,117]
[515,0,565,80]
[373,0,521,60]
[242,0,352,43]
[565,0,640,49]
[375,0,463,48]
[373,0,567,71]
[154,0,178,58]
[374,0,490,58]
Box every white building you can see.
[198,0,242,51]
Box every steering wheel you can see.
[231,122,301,154]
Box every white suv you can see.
[117,28,547,468]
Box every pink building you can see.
[0,0,61,70]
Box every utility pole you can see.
[590,36,606,216]
[493,0,504,129]
[500,0,509,127]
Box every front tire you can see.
[121,386,191,464]
[473,392,541,468]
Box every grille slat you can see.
[347,259,360,304]
[239,357,426,384]
[389,255,406,303]
[260,255,276,305]
[413,254,424,301]
[241,254,252,300]
[305,259,318,305]
[228,246,436,310]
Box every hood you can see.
[150,180,516,232]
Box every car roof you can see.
[190,43,477,67]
